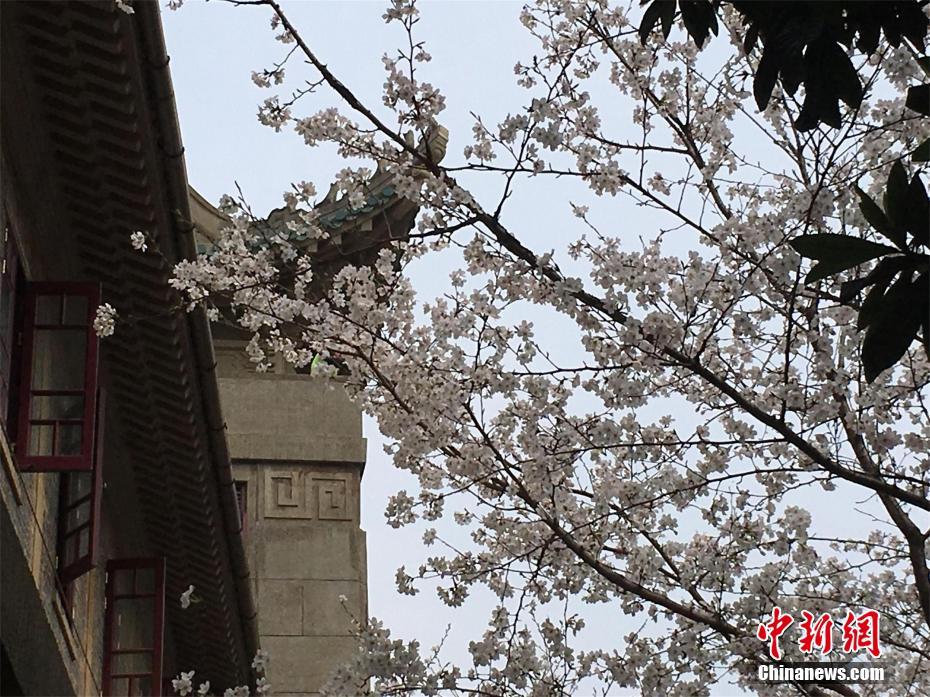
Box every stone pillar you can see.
[214,342,367,697]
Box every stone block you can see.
[263,635,358,694]
[260,525,366,581]
[218,376,367,463]
[301,580,365,637]
[257,580,303,636]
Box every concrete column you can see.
[216,342,367,697]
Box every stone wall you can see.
[217,343,368,696]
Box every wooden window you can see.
[57,392,106,584]
[16,283,100,471]
[103,558,165,697]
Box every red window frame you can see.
[102,558,165,697]
[16,282,100,471]
[57,391,106,584]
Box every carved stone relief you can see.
[315,478,350,520]
[262,468,353,521]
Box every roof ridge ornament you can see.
[190,124,449,261]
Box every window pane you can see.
[57,424,82,455]
[77,526,90,558]
[63,534,78,566]
[66,471,93,502]
[132,676,152,696]
[31,329,86,391]
[135,569,154,595]
[114,570,134,597]
[62,295,88,326]
[112,652,152,676]
[28,424,53,456]
[110,677,130,696]
[63,529,89,567]
[0,279,12,334]
[113,597,154,649]
[66,500,91,529]
[35,295,60,325]
[31,394,83,420]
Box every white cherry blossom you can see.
[180,584,195,609]
[172,671,194,696]
[93,303,117,338]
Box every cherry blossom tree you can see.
[154,0,930,695]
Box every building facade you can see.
[0,1,410,695]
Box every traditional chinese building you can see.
[0,1,421,695]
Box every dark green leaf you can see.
[659,0,675,40]
[884,161,909,231]
[855,185,902,248]
[790,233,899,262]
[639,0,676,43]
[795,36,858,130]
[900,4,929,53]
[794,232,901,283]
[905,84,930,117]
[804,259,857,284]
[753,45,780,111]
[679,1,718,49]
[855,255,921,330]
[796,89,840,131]
[824,41,862,109]
[913,138,930,163]
[779,48,804,98]
[639,0,664,43]
[858,277,891,331]
[855,22,880,55]
[905,174,929,247]
[840,276,871,304]
[881,16,902,47]
[743,24,758,54]
[862,273,924,382]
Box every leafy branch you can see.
[790,162,929,382]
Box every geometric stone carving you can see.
[264,469,312,519]
[262,469,353,521]
[314,478,350,520]
[272,474,301,507]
